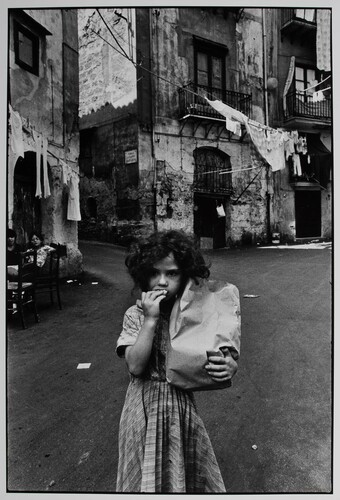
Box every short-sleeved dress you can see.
[116,303,226,493]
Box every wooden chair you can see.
[7,250,40,329]
[35,245,62,310]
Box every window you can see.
[193,148,232,194]
[14,20,39,76]
[194,38,227,100]
[294,9,315,22]
[295,65,318,102]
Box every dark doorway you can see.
[193,147,231,249]
[295,190,321,238]
[13,153,42,245]
[194,193,226,249]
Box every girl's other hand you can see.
[141,290,168,319]
[205,350,238,383]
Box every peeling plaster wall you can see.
[78,8,137,116]
[148,8,269,246]
[235,9,265,122]
[78,8,143,244]
[8,9,81,276]
[79,8,332,247]
[321,186,332,239]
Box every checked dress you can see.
[116,303,226,493]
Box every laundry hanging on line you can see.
[59,159,81,221]
[9,104,25,160]
[32,130,51,198]
[205,97,307,172]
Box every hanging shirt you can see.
[42,137,51,197]
[67,173,81,221]
[9,105,25,160]
[33,130,43,198]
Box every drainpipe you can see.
[149,9,157,231]
[262,8,271,243]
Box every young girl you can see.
[116,230,238,493]
[27,230,54,268]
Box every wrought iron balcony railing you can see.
[178,82,252,120]
[284,91,332,121]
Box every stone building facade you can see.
[8,9,82,276]
[78,7,332,248]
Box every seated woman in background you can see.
[7,228,22,266]
[27,230,55,268]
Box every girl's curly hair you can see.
[125,230,210,291]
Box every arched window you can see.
[193,147,232,194]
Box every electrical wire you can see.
[88,11,230,104]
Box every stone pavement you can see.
[6,240,333,494]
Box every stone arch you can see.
[193,146,232,194]
[12,152,42,245]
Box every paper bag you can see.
[166,278,241,391]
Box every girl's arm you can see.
[125,290,167,376]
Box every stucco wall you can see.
[78,8,137,117]
[8,9,82,277]
[148,8,270,246]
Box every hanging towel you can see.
[33,130,43,198]
[67,173,81,221]
[226,117,237,134]
[205,97,247,124]
[59,159,66,185]
[9,104,25,160]
[42,137,51,197]
[245,121,286,171]
[216,203,226,218]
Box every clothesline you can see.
[301,74,331,92]
[197,164,262,176]
[47,149,80,176]
[89,23,228,105]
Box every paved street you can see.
[7,240,332,494]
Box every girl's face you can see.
[148,252,183,301]
[31,235,42,248]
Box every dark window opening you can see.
[87,197,97,219]
[14,20,39,76]
[294,65,319,104]
[194,38,227,101]
[116,199,140,221]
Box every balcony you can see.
[281,8,316,42]
[288,133,331,189]
[284,91,332,132]
[178,82,251,125]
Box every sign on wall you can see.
[124,149,138,164]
